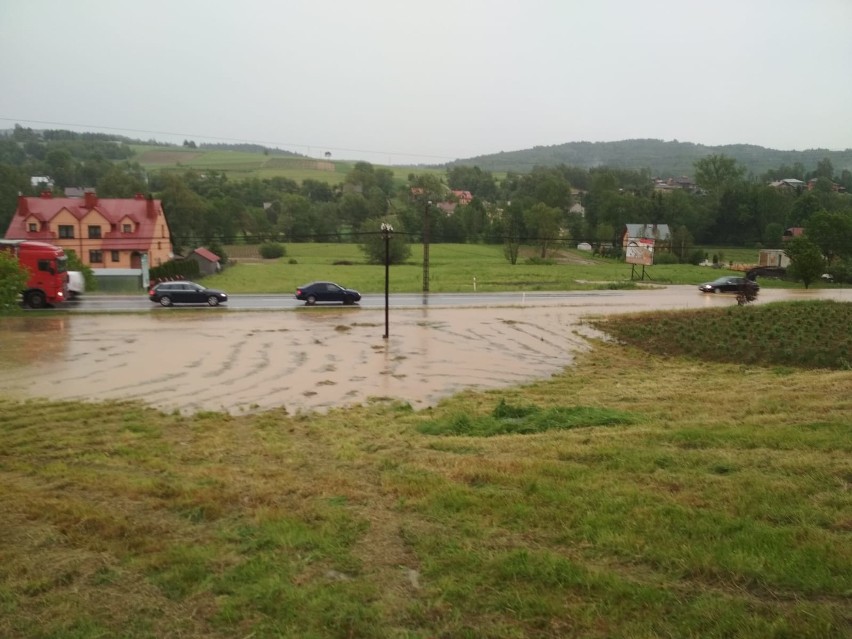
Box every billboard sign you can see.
[625,238,655,266]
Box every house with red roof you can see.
[5,190,173,269]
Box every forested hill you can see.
[447,139,852,177]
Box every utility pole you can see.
[422,200,431,293]
[381,222,393,339]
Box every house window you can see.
[89,250,103,264]
[88,225,102,239]
[111,251,120,263]
[59,225,74,239]
[28,223,37,232]
[122,224,132,233]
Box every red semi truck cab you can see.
[0,239,69,308]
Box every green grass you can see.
[128,143,444,186]
[208,243,789,295]
[1,303,851,637]
[592,300,852,369]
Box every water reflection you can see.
[0,316,70,366]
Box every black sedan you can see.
[698,276,759,294]
[295,281,361,305]
[148,281,228,306]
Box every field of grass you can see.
[1,301,850,638]
[206,243,789,295]
[129,144,445,186]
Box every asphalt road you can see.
[59,290,633,312]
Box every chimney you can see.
[40,191,53,199]
[18,193,29,216]
[84,189,98,209]
[146,193,156,218]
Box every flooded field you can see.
[1,286,849,414]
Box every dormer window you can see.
[123,223,132,233]
[28,223,37,232]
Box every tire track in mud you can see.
[0,307,605,414]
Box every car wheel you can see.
[714,287,722,294]
[306,295,317,305]
[207,296,220,306]
[343,296,354,305]
[159,296,172,307]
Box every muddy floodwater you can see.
[1,286,849,414]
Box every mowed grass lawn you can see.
[206,243,786,295]
[1,301,850,638]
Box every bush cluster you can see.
[149,259,200,281]
[259,243,286,259]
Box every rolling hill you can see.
[446,138,852,177]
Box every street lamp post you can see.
[381,222,393,339]
[423,200,431,293]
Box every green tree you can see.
[811,157,834,181]
[501,202,525,264]
[359,216,411,264]
[446,165,498,200]
[96,163,147,197]
[0,164,29,231]
[0,249,27,311]
[693,154,746,192]
[806,210,852,263]
[524,202,562,258]
[159,173,207,253]
[339,193,371,232]
[763,222,784,248]
[44,147,77,187]
[784,236,825,288]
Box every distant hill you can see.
[447,139,852,177]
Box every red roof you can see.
[192,247,220,263]
[6,193,166,250]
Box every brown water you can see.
[1,286,848,414]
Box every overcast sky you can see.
[1,0,850,165]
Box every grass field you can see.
[129,144,445,186]
[205,243,794,295]
[1,301,850,638]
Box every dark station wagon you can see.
[148,281,228,307]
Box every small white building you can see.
[758,249,790,268]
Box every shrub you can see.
[150,259,200,282]
[687,249,706,265]
[0,250,27,311]
[653,252,680,265]
[259,243,286,259]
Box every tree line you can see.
[1,126,851,282]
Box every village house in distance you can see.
[5,190,173,270]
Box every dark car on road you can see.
[149,281,228,307]
[698,276,760,294]
[295,281,361,305]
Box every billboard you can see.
[625,238,655,266]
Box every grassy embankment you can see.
[1,300,850,638]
